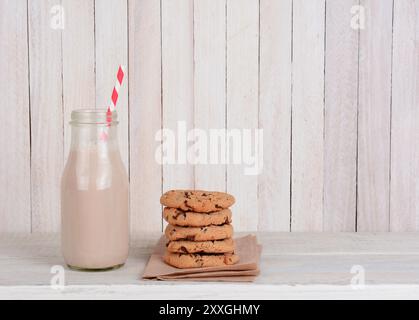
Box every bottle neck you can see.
[69,109,120,152]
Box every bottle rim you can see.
[70,108,119,125]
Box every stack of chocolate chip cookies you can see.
[160,190,238,268]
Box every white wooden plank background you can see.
[0,0,31,232]
[194,0,226,192]
[3,233,419,299]
[323,0,358,231]
[62,0,96,158]
[226,0,259,231]
[357,0,393,231]
[291,0,325,231]
[0,0,418,233]
[161,0,194,195]
[390,0,419,231]
[95,0,129,169]
[128,0,163,234]
[28,0,63,232]
[258,0,292,231]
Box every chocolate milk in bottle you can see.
[61,109,129,270]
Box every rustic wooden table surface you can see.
[1,232,419,299]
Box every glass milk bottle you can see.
[61,109,129,270]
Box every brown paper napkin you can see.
[142,234,262,282]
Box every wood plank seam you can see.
[93,1,96,104]
[126,0,131,181]
[26,0,33,233]
[290,0,294,232]
[388,0,395,230]
[160,0,163,232]
[224,0,228,192]
[60,0,65,202]
[322,0,326,231]
[257,0,261,219]
[192,0,195,190]
[355,0,360,232]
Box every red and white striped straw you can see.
[106,65,126,122]
[100,65,126,141]
[108,65,126,114]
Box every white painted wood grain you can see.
[3,284,419,300]
[254,232,419,255]
[95,0,129,170]
[291,0,325,231]
[1,0,418,234]
[390,0,419,231]
[323,0,358,231]
[62,0,96,157]
[193,0,226,192]
[0,0,31,232]
[28,0,64,232]
[161,0,194,190]
[3,233,419,298]
[128,0,163,234]
[4,232,419,255]
[357,0,393,231]
[226,0,259,231]
[258,0,292,231]
[6,254,419,285]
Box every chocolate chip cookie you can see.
[167,238,235,254]
[160,190,235,213]
[165,224,233,241]
[163,207,232,227]
[164,252,239,268]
